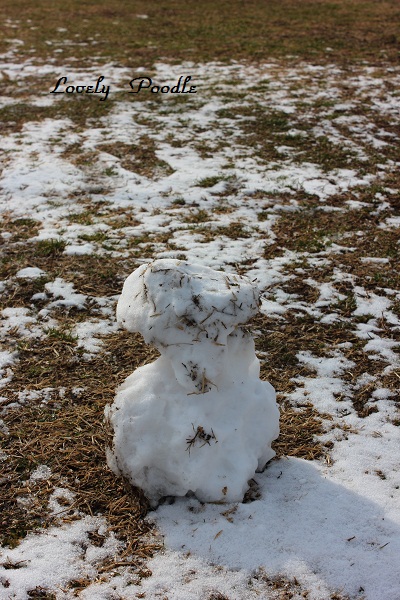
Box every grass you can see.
[216,103,366,171]
[98,139,174,179]
[80,231,110,243]
[36,239,66,257]
[0,217,41,243]
[67,211,95,226]
[196,175,223,188]
[0,0,399,66]
[0,97,115,133]
[1,332,158,551]
[184,209,210,224]
[0,249,132,303]
[45,327,78,344]
[273,403,332,462]
[264,204,385,256]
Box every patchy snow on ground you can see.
[0,517,123,600]
[0,53,399,600]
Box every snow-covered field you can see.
[1,40,400,600]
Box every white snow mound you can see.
[106,259,279,505]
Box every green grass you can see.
[45,327,78,344]
[80,231,109,243]
[67,211,95,225]
[12,218,39,228]
[36,239,66,256]
[196,175,223,188]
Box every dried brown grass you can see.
[274,403,331,462]
[2,0,399,67]
[1,332,159,554]
[98,139,174,179]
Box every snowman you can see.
[105,259,279,506]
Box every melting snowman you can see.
[105,259,279,506]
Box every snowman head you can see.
[117,259,261,391]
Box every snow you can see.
[44,278,87,309]
[360,257,390,264]
[74,319,119,355]
[0,350,17,390]
[15,267,46,279]
[296,350,354,378]
[149,456,400,600]
[64,242,95,255]
[48,487,76,516]
[0,517,122,600]
[116,259,262,386]
[107,260,279,504]
[0,307,40,339]
[0,54,399,599]
[29,464,52,481]
[16,387,55,407]
[353,287,393,319]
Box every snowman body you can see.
[105,260,279,505]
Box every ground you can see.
[0,1,399,599]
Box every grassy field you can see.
[0,1,399,598]
[1,0,400,66]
